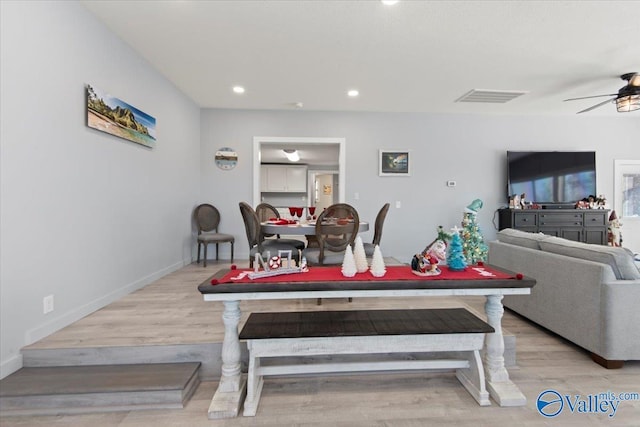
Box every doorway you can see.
[311,171,338,214]
[252,137,345,207]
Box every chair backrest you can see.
[239,202,261,248]
[315,203,360,264]
[256,203,280,221]
[372,203,391,246]
[195,204,220,234]
[256,203,280,238]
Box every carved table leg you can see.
[483,294,526,406]
[207,300,247,419]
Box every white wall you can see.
[0,2,201,378]
[201,109,639,263]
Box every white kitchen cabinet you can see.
[261,165,307,192]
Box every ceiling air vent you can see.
[455,89,527,103]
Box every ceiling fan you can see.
[563,72,640,113]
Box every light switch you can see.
[395,201,401,209]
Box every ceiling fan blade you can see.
[576,98,615,114]
[563,94,617,102]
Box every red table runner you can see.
[214,264,518,285]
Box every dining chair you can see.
[239,202,302,268]
[303,203,360,305]
[194,203,235,267]
[302,203,360,266]
[363,202,390,257]
[255,202,306,251]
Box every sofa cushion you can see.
[497,228,548,250]
[539,236,640,280]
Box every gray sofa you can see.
[488,228,640,368]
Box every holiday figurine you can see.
[370,245,387,277]
[353,236,369,273]
[461,199,488,264]
[446,227,468,271]
[341,245,357,277]
[608,210,623,247]
[411,239,447,276]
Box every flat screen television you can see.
[507,151,596,206]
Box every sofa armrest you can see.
[488,241,616,355]
[600,280,640,360]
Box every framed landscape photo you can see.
[379,150,410,176]
[86,84,156,148]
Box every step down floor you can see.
[0,362,200,416]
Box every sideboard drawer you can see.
[513,213,537,227]
[584,212,607,227]
[539,213,583,226]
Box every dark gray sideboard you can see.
[498,209,608,245]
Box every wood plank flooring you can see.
[5,260,640,426]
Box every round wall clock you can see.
[215,147,238,170]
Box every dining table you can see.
[260,220,369,236]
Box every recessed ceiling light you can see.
[232,86,245,94]
[347,89,359,97]
[381,0,399,5]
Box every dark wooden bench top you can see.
[239,308,494,340]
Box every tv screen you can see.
[507,151,596,205]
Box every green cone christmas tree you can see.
[446,227,467,271]
[461,199,488,264]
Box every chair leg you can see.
[216,243,220,260]
[230,242,234,263]
[203,243,208,268]
[197,242,201,264]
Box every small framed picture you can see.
[379,150,411,176]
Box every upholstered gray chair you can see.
[363,202,390,257]
[302,203,360,266]
[303,203,359,305]
[195,203,234,267]
[239,202,301,268]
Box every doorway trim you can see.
[252,136,346,207]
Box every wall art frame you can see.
[379,149,411,176]
[86,84,156,148]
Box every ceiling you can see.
[82,1,640,118]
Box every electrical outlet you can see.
[43,295,54,314]
[446,180,457,187]
[395,201,401,209]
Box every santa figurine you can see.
[411,240,447,276]
[608,211,622,247]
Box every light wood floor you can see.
[7,260,640,426]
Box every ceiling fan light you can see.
[616,94,640,112]
[283,149,300,162]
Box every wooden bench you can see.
[239,308,495,416]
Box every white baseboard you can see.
[0,353,23,380]
[24,259,189,347]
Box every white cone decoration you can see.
[370,245,387,277]
[341,245,357,277]
[353,236,368,273]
